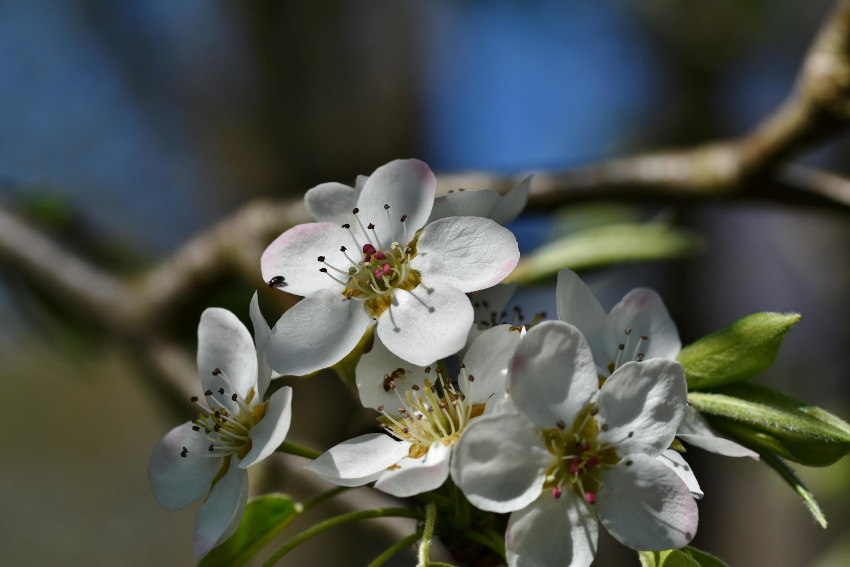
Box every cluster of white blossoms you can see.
[149,159,753,564]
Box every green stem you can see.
[276,440,323,460]
[417,503,438,567]
[367,532,423,567]
[760,450,828,528]
[261,508,422,567]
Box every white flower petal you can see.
[149,423,221,511]
[462,324,524,405]
[657,450,703,500]
[556,269,618,368]
[470,282,518,328]
[608,288,681,361]
[249,291,272,399]
[506,493,598,567]
[597,453,698,551]
[677,406,759,459]
[412,216,519,293]
[490,176,531,226]
[376,282,473,366]
[355,334,431,410]
[304,181,359,225]
[451,414,550,513]
[428,189,501,223]
[241,386,293,468]
[266,290,372,376]
[357,159,436,245]
[597,359,687,457]
[374,441,452,498]
[260,222,350,298]
[303,433,412,487]
[193,461,249,558]
[509,321,598,430]
[198,308,258,411]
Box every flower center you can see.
[607,327,649,375]
[543,405,620,504]
[377,365,485,459]
[317,206,422,318]
[180,368,266,462]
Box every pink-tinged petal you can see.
[198,308,258,412]
[462,324,524,405]
[249,291,272,399]
[509,321,598,430]
[657,450,703,500]
[506,493,598,567]
[193,460,249,558]
[374,442,452,498]
[266,290,372,376]
[241,386,293,468]
[597,359,687,457]
[376,282,473,366]
[677,406,759,459]
[428,189,501,223]
[597,453,698,551]
[490,176,531,226]
[303,433,412,486]
[304,181,359,225]
[149,423,221,511]
[450,414,551,513]
[608,288,681,362]
[556,269,618,370]
[355,334,431,411]
[357,159,436,245]
[260,222,351,298]
[412,216,519,293]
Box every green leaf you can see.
[638,549,700,567]
[199,493,300,567]
[682,546,731,567]
[759,450,828,528]
[689,383,850,467]
[678,312,801,390]
[506,223,701,285]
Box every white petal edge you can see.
[428,189,501,223]
[412,216,519,293]
[193,461,249,558]
[374,441,452,498]
[596,453,698,551]
[376,282,473,366]
[304,181,359,225]
[249,291,272,399]
[597,359,687,457]
[490,176,531,226]
[555,268,618,369]
[677,406,759,459]
[303,433,412,487]
[506,492,598,567]
[266,290,372,376]
[242,386,293,468]
[356,159,436,246]
[149,423,221,510]
[355,333,431,410]
[198,308,258,413]
[657,450,703,500]
[509,321,598,430]
[462,324,524,405]
[608,287,681,362]
[450,413,550,513]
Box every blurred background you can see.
[3,1,850,565]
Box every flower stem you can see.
[416,503,437,567]
[261,508,422,567]
[276,440,322,460]
[367,532,423,567]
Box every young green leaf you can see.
[638,549,700,567]
[199,494,299,567]
[759,450,828,528]
[689,383,850,467]
[682,546,731,567]
[678,312,800,390]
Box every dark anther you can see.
[618,344,625,351]
[340,246,346,252]
[214,424,221,432]
[318,255,325,262]
[625,327,632,334]
[192,425,200,431]
[208,444,215,452]
[424,366,431,373]
[218,388,225,395]
[190,396,198,402]
[459,362,466,368]
[400,214,407,222]
[342,223,350,229]
[468,375,475,382]
[384,203,390,209]
[628,431,634,438]
[214,411,221,419]
[204,389,213,396]
[353,207,359,214]
[556,420,566,430]
[367,223,375,230]
[319,267,328,273]
[640,335,648,341]
[231,393,238,401]
[212,368,222,376]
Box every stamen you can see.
[318,256,350,276]
[384,204,396,243]
[351,208,372,243]
[319,267,350,288]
